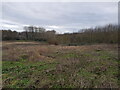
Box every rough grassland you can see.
[2,41,119,88]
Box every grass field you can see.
[2,41,119,88]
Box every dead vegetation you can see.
[2,41,119,88]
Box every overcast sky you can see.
[1,2,118,33]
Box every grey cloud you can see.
[1,2,118,33]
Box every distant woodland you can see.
[1,24,118,45]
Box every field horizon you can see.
[1,1,119,89]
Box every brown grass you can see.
[2,41,119,88]
[2,41,117,62]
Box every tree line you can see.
[1,24,118,45]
